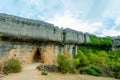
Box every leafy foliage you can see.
[77,45,120,79]
[80,65,102,76]
[2,58,22,75]
[108,50,120,79]
[74,50,89,68]
[110,62,120,79]
[41,71,48,75]
[57,48,77,73]
[89,35,112,50]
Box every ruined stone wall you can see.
[63,28,90,44]
[0,40,59,65]
[64,45,77,58]
[112,37,120,49]
[39,43,62,65]
[0,13,92,65]
[0,13,90,45]
[0,13,63,42]
[0,40,36,64]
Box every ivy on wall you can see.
[88,35,112,50]
[89,35,112,46]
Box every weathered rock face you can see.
[0,13,93,65]
[84,33,90,44]
[77,32,85,44]
[0,13,91,44]
[63,28,89,44]
[0,41,14,57]
[0,40,59,65]
[64,28,78,44]
[112,37,120,49]
[0,13,63,42]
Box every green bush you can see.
[3,58,22,75]
[41,71,48,75]
[58,55,76,73]
[108,50,120,60]
[80,65,102,76]
[89,35,112,46]
[89,35,112,50]
[74,50,89,68]
[57,48,77,73]
[36,65,41,71]
[77,43,120,79]
[109,61,120,79]
[107,50,120,79]
[87,50,101,65]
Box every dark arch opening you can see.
[33,48,41,63]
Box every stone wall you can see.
[63,28,90,44]
[0,40,59,65]
[112,37,120,49]
[0,13,91,65]
[64,45,77,58]
[0,13,91,45]
[84,33,90,44]
[0,13,63,42]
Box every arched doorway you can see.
[33,48,41,63]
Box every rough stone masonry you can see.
[0,13,90,65]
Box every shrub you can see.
[36,64,58,72]
[74,50,89,68]
[87,50,109,67]
[36,65,41,71]
[3,58,22,75]
[109,61,120,79]
[41,71,48,75]
[107,50,120,79]
[108,50,120,60]
[58,55,76,73]
[89,35,112,47]
[87,50,101,65]
[80,65,102,76]
[57,48,77,73]
[97,51,110,67]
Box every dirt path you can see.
[1,63,117,80]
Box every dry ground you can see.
[1,63,117,80]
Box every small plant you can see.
[80,65,102,76]
[57,48,77,74]
[41,71,48,75]
[36,65,41,71]
[110,61,120,79]
[74,50,89,68]
[3,58,22,75]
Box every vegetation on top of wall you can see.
[89,35,112,46]
[89,35,112,50]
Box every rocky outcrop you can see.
[63,28,90,44]
[0,13,63,42]
[112,37,120,48]
[0,13,90,44]
[84,33,90,44]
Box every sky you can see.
[0,0,120,37]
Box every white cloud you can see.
[102,29,120,37]
[115,17,120,25]
[100,17,120,37]
[47,13,103,34]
